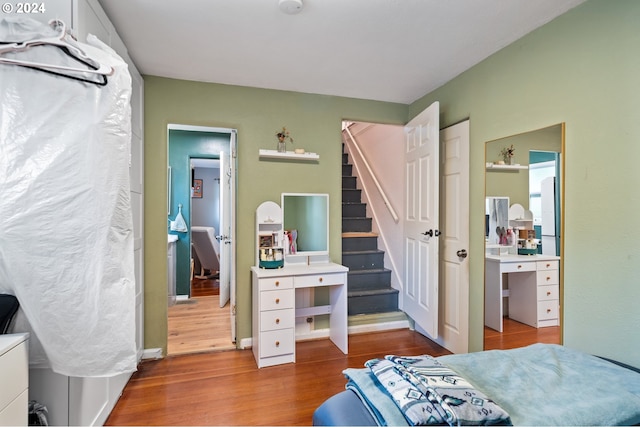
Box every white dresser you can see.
[0,333,29,426]
[251,264,348,368]
[485,254,560,332]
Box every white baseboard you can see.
[176,294,189,301]
[238,337,252,349]
[142,348,163,360]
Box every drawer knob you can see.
[546,263,551,268]
[547,309,551,313]
[275,298,280,304]
[546,291,551,296]
[546,276,551,281]
[275,341,280,347]
[517,265,523,269]
[319,277,323,283]
[275,318,280,324]
[275,281,280,286]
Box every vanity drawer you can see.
[260,289,294,311]
[295,273,345,288]
[537,270,559,286]
[537,260,559,271]
[0,339,27,415]
[258,276,293,291]
[260,308,295,332]
[259,329,294,358]
[537,285,559,301]
[538,300,559,321]
[502,262,536,274]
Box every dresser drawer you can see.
[259,329,294,358]
[258,276,293,291]
[260,308,295,332]
[502,261,536,274]
[0,340,27,415]
[537,285,559,301]
[538,300,559,321]
[0,389,27,426]
[537,270,559,286]
[537,260,559,271]
[260,288,294,311]
[295,273,345,288]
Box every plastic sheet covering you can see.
[0,18,136,377]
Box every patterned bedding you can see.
[343,344,640,426]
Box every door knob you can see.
[456,249,468,259]
[422,229,433,237]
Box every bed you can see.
[313,343,640,426]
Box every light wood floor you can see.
[168,278,234,355]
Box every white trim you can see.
[168,123,235,134]
[142,348,163,360]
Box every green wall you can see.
[144,80,407,352]
[409,0,640,366]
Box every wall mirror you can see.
[484,123,564,350]
[281,193,329,260]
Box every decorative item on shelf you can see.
[500,144,515,165]
[276,126,294,152]
[294,148,305,154]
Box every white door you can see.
[435,121,470,354]
[221,131,237,341]
[219,151,231,308]
[403,102,440,339]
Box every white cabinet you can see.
[485,255,560,332]
[0,334,29,427]
[252,265,348,368]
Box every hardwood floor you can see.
[168,278,233,355]
[484,317,560,350]
[106,330,451,426]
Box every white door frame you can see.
[167,123,237,343]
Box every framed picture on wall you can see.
[192,179,203,198]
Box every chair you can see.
[191,226,220,279]
[0,294,19,334]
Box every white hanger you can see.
[0,19,114,82]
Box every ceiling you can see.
[99,0,584,104]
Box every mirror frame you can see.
[483,123,565,349]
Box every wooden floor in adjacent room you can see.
[168,278,235,355]
[484,317,560,350]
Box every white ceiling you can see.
[99,0,584,104]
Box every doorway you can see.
[167,124,237,355]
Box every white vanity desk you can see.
[0,333,29,426]
[251,263,348,368]
[485,254,560,332]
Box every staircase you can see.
[342,145,399,316]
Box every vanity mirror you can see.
[281,193,329,261]
[486,197,510,247]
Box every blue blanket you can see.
[344,344,640,426]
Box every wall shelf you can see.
[259,149,319,161]
[486,163,528,171]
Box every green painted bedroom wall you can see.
[143,79,408,351]
[409,0,640,366]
